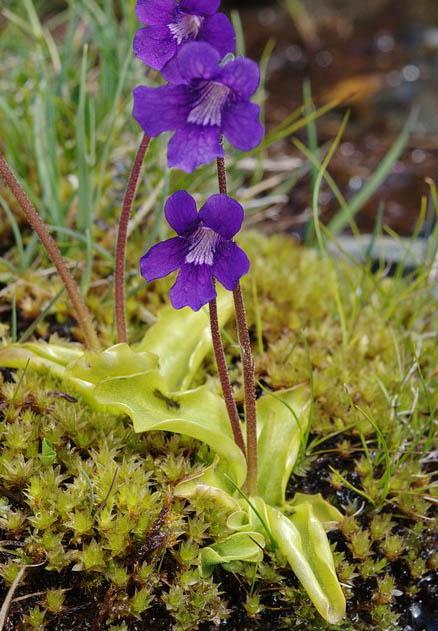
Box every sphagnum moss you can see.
[0,232,436,629]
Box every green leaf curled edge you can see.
[287,492,343,531]
[0,341,82,380]
[66,344,247,488]
[200,532,265,579]
[174,459,241,512]
[137,287,234,391]
[230,498,345,625]
[67,343,158,383]
[256,384,311,507]
[93,375,247,487]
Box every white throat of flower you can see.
[185,227,220,266]
[187,81,231,127]
[168,14,203,45]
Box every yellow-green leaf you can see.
[137,287,234,390]
[200,532,265,578]
[268,502,346,624]
[256,385,310,506]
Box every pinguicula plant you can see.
[0,0,346,625]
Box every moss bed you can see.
[0,232,436,630]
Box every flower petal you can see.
[136,0,175,25]
[177,42,221,81]
[140,238,186,282]
[162,57,185,84]
[199,194,244,239]
[223,101,264,151]
[133,85,191,136]
[165,191,200,235]
[133,26,176,70]
[198,13,236,57]
[167,124,223,172]
[213,241,250,291]
[170,264,216,311]
[220,57,260,98]
[179,0,220,16]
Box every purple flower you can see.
[140,191,250,311]
[134,0,235,82]
[133,42,264,172]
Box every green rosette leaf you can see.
[66,344,247,487]
[287,493,343,530]
[267,502,346,624]
[256,384,311,506]
[137,288,234,390]
[0,341,82,379]
[200,532,265,578]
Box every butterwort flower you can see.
[133,42,264,172]
[140,191,249,311]
[134,0,235,82]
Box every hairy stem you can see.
[209,297,245,454]
[0,154,100,350]
[216,157,258,495]
[232,284,258,495]
[115,134,150,343]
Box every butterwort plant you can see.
[128,2,346,622]
[0,0,346,624]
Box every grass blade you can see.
[19,287,65,343]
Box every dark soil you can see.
[3,532,437,630]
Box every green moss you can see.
[0,232,436,628]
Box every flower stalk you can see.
[0,154,100,351]
[115,133,150,343]
[232,283,258,495]
[209,295,245,454]
[216,157,258,495]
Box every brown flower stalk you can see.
[209,295,246,454]
[216,156,258,495]
[0,154,100,350]
[114,134,150,343]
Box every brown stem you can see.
[0,154,100,350]
[115,134,150,343]
[233,284,258,496]
[209,297,245,454]
[216,157,258,495]
[216,156,228,195]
